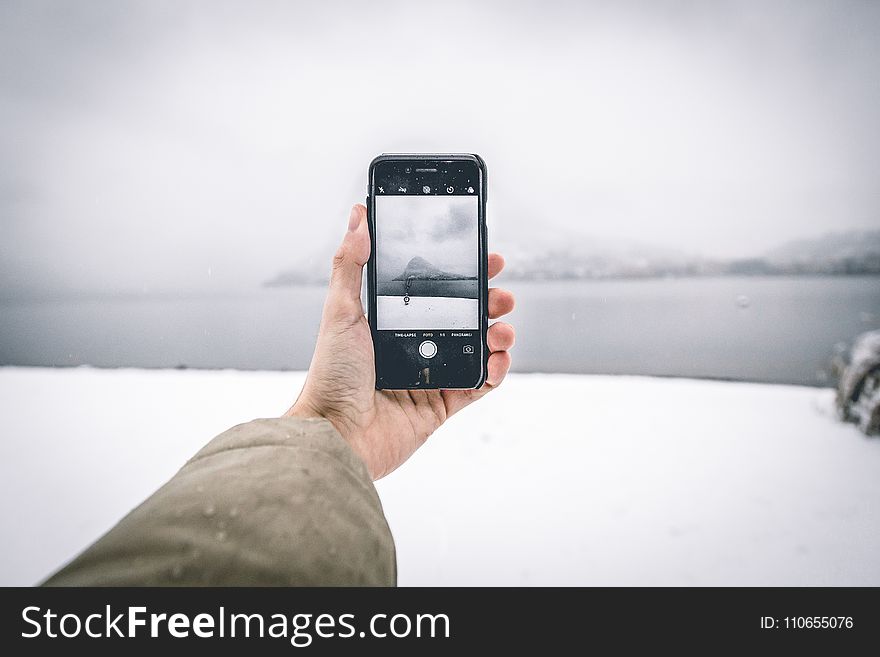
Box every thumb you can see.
[329,204,370,307]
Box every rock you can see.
[392,256,475,281]
[836,330,880,435]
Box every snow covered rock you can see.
[836,330,880,435]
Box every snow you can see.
[1,367,878,586]
[376,295,478,330]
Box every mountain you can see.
[392,256,475,281]
[491,226,716,281]
[759,230,880,274]
[767,230,880,261]
[262,249,331,287]
[262,228,880,287]
[493,228,880,280]
[263,269,326,287]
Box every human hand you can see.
[284,204,516,479]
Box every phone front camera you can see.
[404,167,411,173]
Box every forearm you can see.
[43,417,396,586]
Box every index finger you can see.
[488,253,505,279]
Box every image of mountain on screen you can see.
[393,257,477,282]
[379,257,479,300]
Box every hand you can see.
[285,204,516,479]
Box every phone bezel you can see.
[367,153,489,390]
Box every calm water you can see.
[378,279,478,298]
[1,276,878,386]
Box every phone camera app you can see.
[375,195,479,331]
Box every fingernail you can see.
[348,205,361,232]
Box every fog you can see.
[2,0,878,299]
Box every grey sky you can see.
[1,0,878,298]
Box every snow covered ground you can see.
[1,367,878,586]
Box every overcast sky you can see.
[1,0,878,298]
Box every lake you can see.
[1,276,878,386]
[378,279,478,298]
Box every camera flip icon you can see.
[462,345,474,354]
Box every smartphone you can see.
[366,153,488,390]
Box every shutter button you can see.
[418,340,437,359]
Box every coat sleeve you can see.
[42,417,396,586]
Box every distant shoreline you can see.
[0,363,837,390]
[1,271,878,302]
[263,270,880,289]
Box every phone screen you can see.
[369,157,485,389]
[375,194,479,330]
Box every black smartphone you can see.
[366,153,488,390]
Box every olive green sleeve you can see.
[42,417,396,586]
